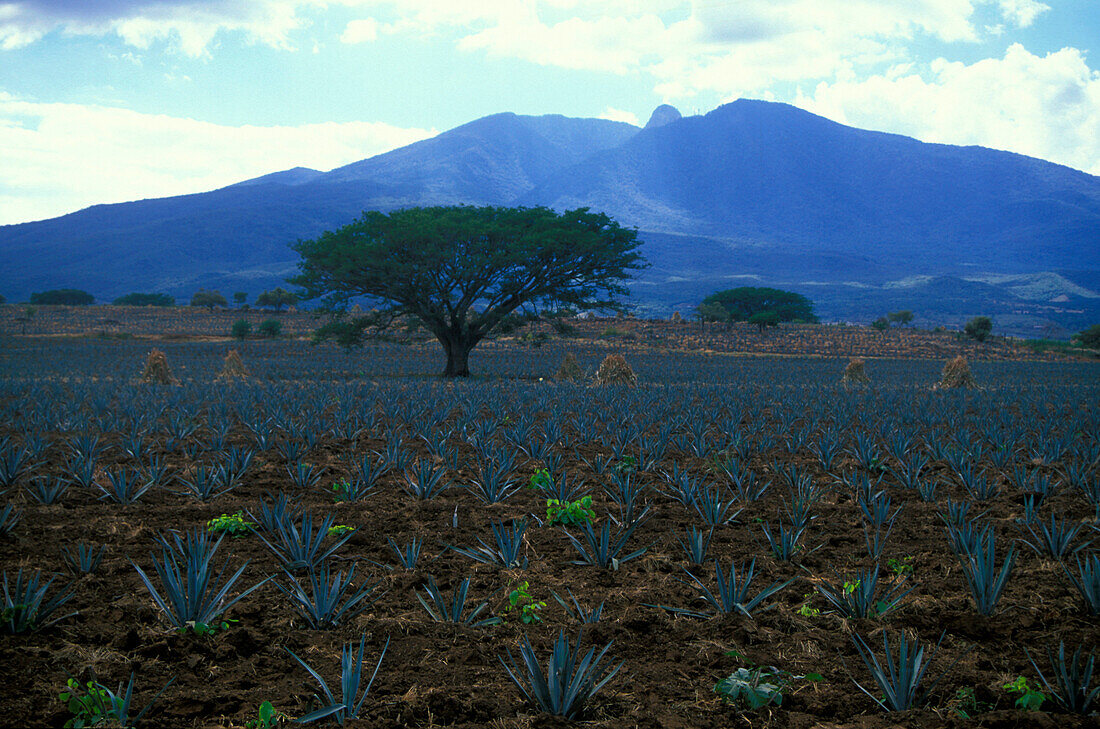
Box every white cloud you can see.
[995,0,1050,28]
[794,43,1100,175]
[598,107,640,126]
[340,17,377,44]
[0,94,434,225]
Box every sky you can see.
[1,0,1098,226]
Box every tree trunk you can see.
[441,335,473,377]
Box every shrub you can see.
[964,316,993,342]
[112,292,174,306]
[29,289,94,305]
[871,317,889,332]
[1073,324,1100,349]
[191,290,228,309]
[257,319,282,338]
[231,320,252,340]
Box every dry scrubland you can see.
[0,325,1098,729]
[0,304,1077,361]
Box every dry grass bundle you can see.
[138,349,179,385]
[555,352,584,382]
[670,311,682,323]
[840,357,870,386]
[594,353,636,386]
[217,349,250,380]
[935,355,977,389]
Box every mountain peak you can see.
[644,104,682,129]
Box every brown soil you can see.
[2,430,1097,728]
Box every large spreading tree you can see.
[290,205,646,377]
[697,286,817,325]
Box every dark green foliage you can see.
[1074,323,1100,349]
[714,666,790,709]
[29,289,94,305]
[748,310,781,332]
[699,287,816,324]
[256,287,298,311]
[112,292,174,306]
[191,290,228,308]
[871,316,889,331]
[231,319,252,340]
[233,291,248,306]
[257,319,282,338]
[964,315,993,342]
[498,630,621,720]
[285,634,389,725]
[887,310,914,326]
[291,205,645,377]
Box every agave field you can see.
[1,337,1098,728]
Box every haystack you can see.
[139,349,179,385]
[840,357,871,386]
[555,352,584,382]
[217,349,250,380]
[594,353,636,386]
[935,355,977,389]
[670,311,682,323]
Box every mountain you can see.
[1,100,1098,337]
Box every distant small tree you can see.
[887,310,914,327]
[30,289,94,305]
[1073,323,1100,349]
[964,316,993,342]
[191,290,228,309]
[256,287,298,311]
[231,319,252,340]
[257,319,282,338]
[113,292,174,307]
[233,292,248,307]
[700,287,817,324]
[0,293,6,305]
[748,310,781,332]
[695,301,729,327]
[871,316,889,332]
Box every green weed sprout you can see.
[328,524,356,537]
[245,700,288,728]
[546,496,595,526]
[183,618,237,636]
[529,468,552,490]
[1004,676,1046,711]
[505,581,546,625]
[59,674,174,729]
[207,512,254,537]
[887,556,914,577]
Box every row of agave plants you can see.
[1,344,1098,724]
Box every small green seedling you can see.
[546,496,595,526]
[529,468,552,490]
[613,456,637,475]
[797,603,820,618]
[843,580,860,595]
[504,581,546,625]
[182,618,236,637]
[245,700,288,728]
[207,512,254,537]
[950,686,992,719]
[327,524,355,537]
[1004,676,1046,711]
[331,480,354,502]
[60,678,114,728]
[887,556,914,576]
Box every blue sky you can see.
[1,0,1098,225]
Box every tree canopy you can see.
[1074,323,1100,349]
[30,289,94,306]
[256,287,298,311]
[113,292,175,307]
[964,315,993,342]
[190,290,228,309]
[291,205,645,376]
[697,287,816,324]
